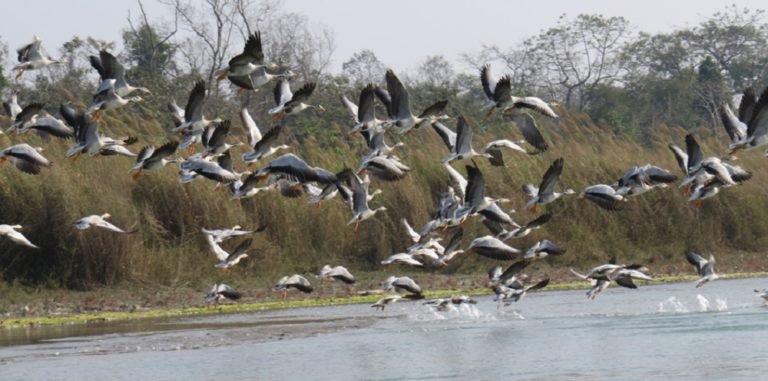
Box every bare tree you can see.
[160,0,238,85]
[259,12,335,80]
[524,14,634,109]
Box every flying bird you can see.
[74,213,133,233]
[686,251,719,288]
[0,224,39,249]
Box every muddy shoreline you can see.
[1,272,766,329]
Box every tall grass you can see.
[1,93,767,291]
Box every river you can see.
[2,277,768,380]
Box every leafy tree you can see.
[417,55,455,88]
[122,1,179,93]
[342,49,385,85]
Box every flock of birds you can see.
[1,32,767,313]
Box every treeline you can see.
[0,2,767,289]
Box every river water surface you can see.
[2,277,768,380]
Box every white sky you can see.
[2,0,766,74]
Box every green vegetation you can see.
[1,3,768,316]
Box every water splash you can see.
[409,303,496,322]
[658,296,688,313]
[696,294,728,312]
[498,309,526,320]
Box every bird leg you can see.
[216,71,228,81]
[529,204,541,214]
[354,222,360,233]
[681,185,692,197]
[15,70,25,80]
[186,146,197,155]
[691,200,703,209]
[70,152,82,161]
[271,113,286,121]
[132,170,143,180]
[485,108,496,117]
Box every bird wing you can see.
[723,162,752,183]
[357,84,376,123]
[350,172,370,214]
[339,93,359,120]
[401,218,421,243]
[95,219,129,233]
[3,144,51,167]
[431,122,457,151]
[538,239,566,255]
[613,276,638,289]
[642,166,677,184]
[538,158,564,197]
[499,259,532,284]
[15,103,45,124]
[667,144,689,176]
[11,157,44,175]
[746,86,768,139]
[231,31,264,66]
[443,227,464,254]
[99,50,124,82]
[582,185,624,211]
[522,183,539,198]
[240,108,262,146]
[480,64,497,100]
[464,163,486,210]
[454,116,474,156]
[569,268,589,280]
[486,148,505,167]
[273,79,293,106]
[418,100,448,118]
[492,75,512,103]
[204,120,231,150]
[684,134,703,172]
[443,163,467,199]
[482,218,506,236]
[135,146,156,165]
[89,55,106,80]
[472,237,521,260]
[149,140,179,160]
[373,86,394,119]
[517,97,558,118]
[27,116,74,138]
[686,251,706,274]
[184,81,206,122]
[510,112,548,153]
[288,82,317,104]
[385,69,411,119]
[206,234,230,261]
[4,229,39,249]
[16,41,35,63]
[253,125,283,153]
[217,284,242,300]
[523,212,552,230]
[719,103,747,143]
[231,238,253,256]
[739,87,757,123]
[526,278,550,292]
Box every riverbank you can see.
[2,271,766,329]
